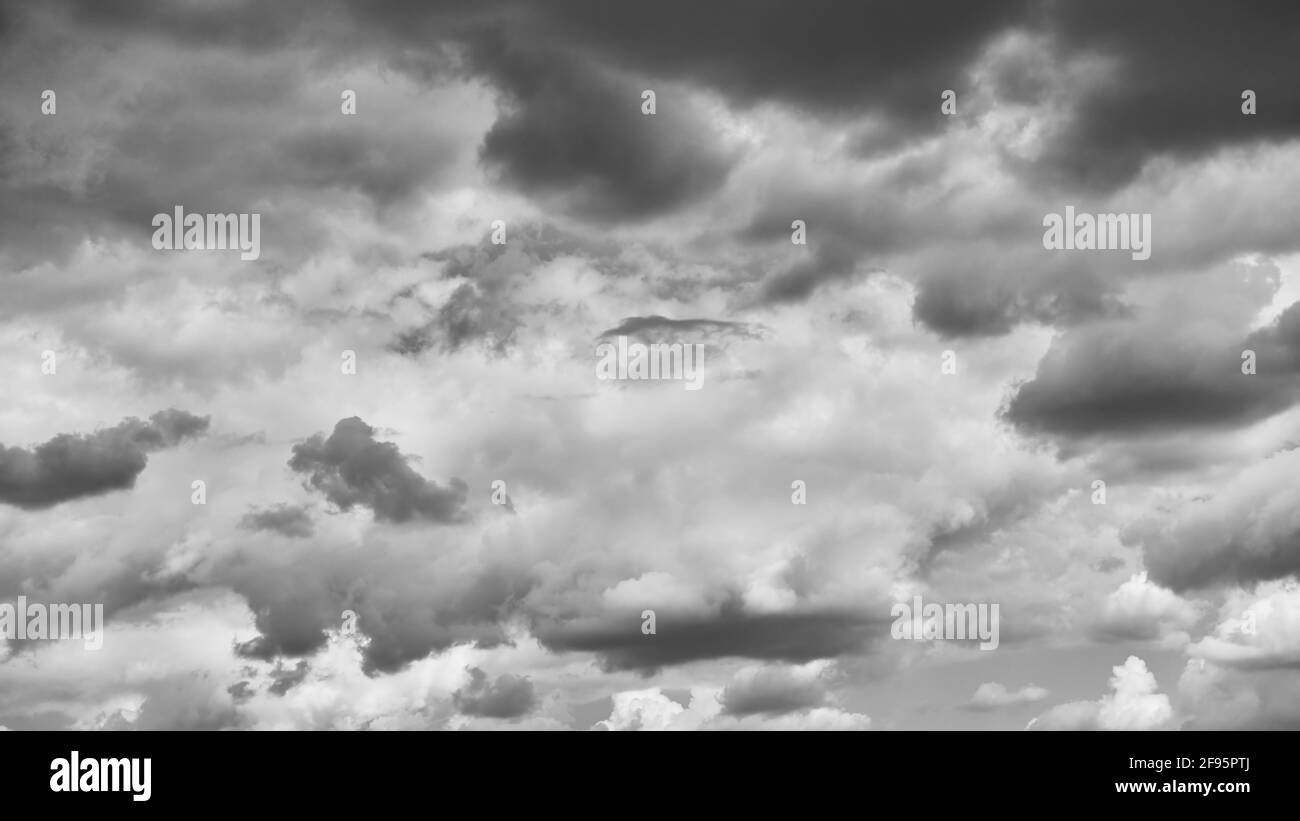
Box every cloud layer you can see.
[2,0,1299,731]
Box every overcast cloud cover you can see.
[2,0,1300,730]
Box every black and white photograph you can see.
[0,0,1296,802]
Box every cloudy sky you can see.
[2,0,1300,731]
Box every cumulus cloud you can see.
[1027,656,1173,731]
[1096,657,1175,730]
[1005,298,1300,445]
[452,666,537,719]
[1032,1,1300,192]
[1090,572,1201,645]
[473,38,739,222]
[288,417,468,524]
[5,0,1300,733]
[1187,583,1300,671]
[0,409,209,509]
[1134,447,1300,591]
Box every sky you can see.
[2,0,1300,730]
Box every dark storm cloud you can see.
[1127,438,1300,592]
[719,665,829,716]
[344,0,1031,121]
[1137,504,1300,594]
[27,0,1300,218]
[1034,0,1300,192]
[239,503,315,538]
[98,674,240,730]
[288,417,469,524]
[1004,301,1300,442]
[453,667,536,718]
[911,264,1127,339]
[0,410,209,509]
[536,604,884,673]
[472,35,738,222]
[1147,526,1300,594]
[20,0,333,53]
[465,0,1031,120]
[328,0,1031,222]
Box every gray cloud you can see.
[739,184,921,305]
[536,604,885,673]
[96,673,239,731]
[453,667,537,719]
[1004,300,1300,443]
[227,551,535,675]
[1135,448,1300,592]
[911,263,1127,339]
[598,315,763,343]
[288,417,468,524]
[268,660,311,696]
[1032,1,1300,192]
[0,409,209,509]
[454,0,1031,122]
[472,34,738,222]
[7,0,1300,734]
[391,281,521,357]
[239,504,315,538]
[394,229,606,357]
[719,664,831,716]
